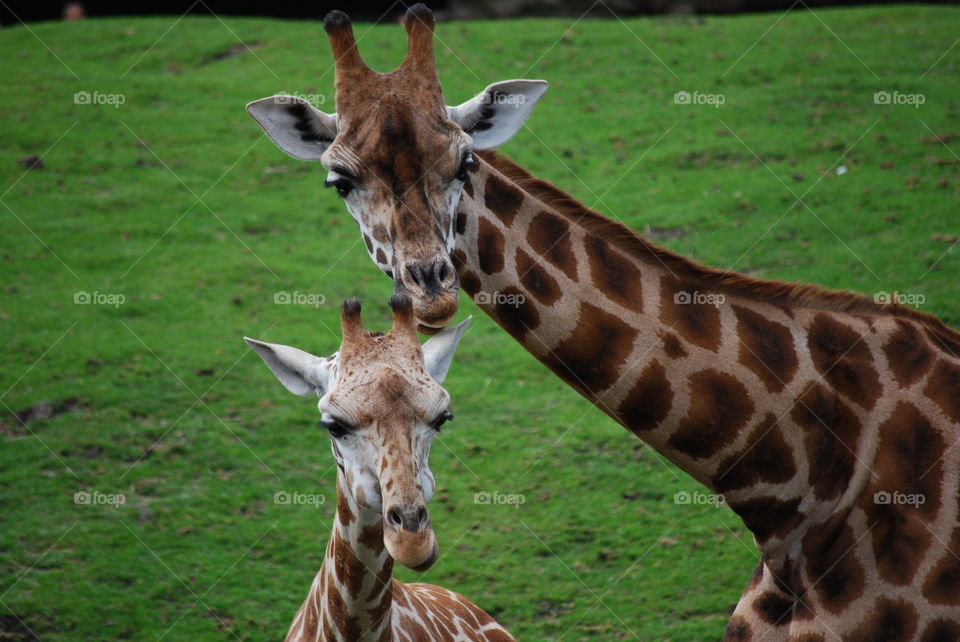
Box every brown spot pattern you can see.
[724,616,751,641]
[584,233,642,310]
[729,496,803,545]
[802,521,866,614]
[865,401,942,585]
[733,305,798,393]
[662,332,688,359]
[926,327,960,359]
[615,360,673,433]
[491,285,540,342]
[659,275,722,352]
[544,302,639,396]
[753,591,795,626]
[714,413,796,493]
[921,618,960,642]
[923,358,960,424]
[792,383,862,501]
[667,369,755,460]
[484,172,523,226]
[883,320,934,387]
[516,248,561,307]
[528,210,578,280]
[476,218,505,275]
[806,313,881,410]
[922,527,960,605]
[841,597,918,642]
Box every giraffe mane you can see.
[478,150,960,344]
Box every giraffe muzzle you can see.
[395,257,460,333]
[383,503,439,570]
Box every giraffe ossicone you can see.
[249,4,960,639]
[247,296,514,641]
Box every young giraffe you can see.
[247,6,960,640]
[246,296,514,642]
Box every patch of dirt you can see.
[17,156,43,170]
[0,613,40,640]
[1,398,87,436]
[202,41,262,65]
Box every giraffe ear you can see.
[244,337,333,396]
[246,96,338,161]
[447,80,548,150]
[421,316,471,384]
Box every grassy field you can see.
[1,5,959,640]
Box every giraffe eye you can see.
[431,410,453,432]
[324,178,354,198]
[320,415,352,438]
[456,153,476,182]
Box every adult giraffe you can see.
[247,5,960,640]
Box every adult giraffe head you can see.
[247,4,547,331]
[245,295,470,570]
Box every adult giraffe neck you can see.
[285,475,394,642]
[450,151,930,563]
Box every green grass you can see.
[1,5,959,640]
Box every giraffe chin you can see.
[384,529,439,572]
[411,292,459,335]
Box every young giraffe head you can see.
[248,4,547,331]
[245,295,470,570]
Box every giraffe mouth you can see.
[409,290,460,334]
[409,539,439,572]
[384,525,438,571]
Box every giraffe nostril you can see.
[405,264,422,288]
[416,507,428,528]
[386,506,404,530]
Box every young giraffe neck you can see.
[286,475,394,642]
[452,153,960,637]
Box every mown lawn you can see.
[1,5,958,640]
